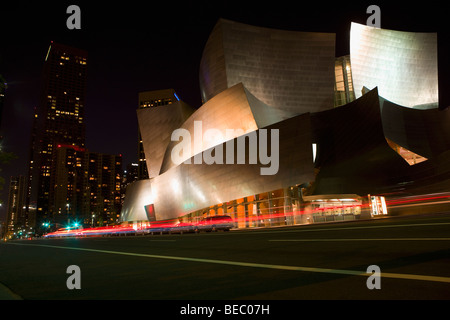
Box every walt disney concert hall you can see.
[120,19,450,228]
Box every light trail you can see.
[40,192,450,239]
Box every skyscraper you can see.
[5,176,27,237]
[27,42,88,230]
[51,145,122,228]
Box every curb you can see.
[0,282,22,300]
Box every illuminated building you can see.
[137,89,195,179]
[199,18,336,116]
[123,82,314,225]
[121,20,447,228]
[123,163,139,188]
[51,145,122,227]
[5,176,27,236]
[137,89,189,180]
[26,42,88,230]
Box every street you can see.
[1,214,450,301]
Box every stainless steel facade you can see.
[121,20,446,224]
[199,19,336,116]
[137,99,195,178]
[120,179,153,222]
[137,89,182,179]
[350,22,438,109]
[311,88,450,196]
[123,84,314,222]
[159,83,291,175]
[379,96,450,160]
[150,112,314,221]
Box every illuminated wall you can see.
[120,179,154,222]
[158,83,291,175]
[149,112,314,221]
[137,98,195,178]
[137,89,181,179]
[350,22,438,109]
[121,22,450,225]
[122,87,450,223]
[199,19,336,116]
[121,84,315,222]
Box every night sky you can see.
[1,1,449,221]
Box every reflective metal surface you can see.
[121,21,448,223]
[311,88,450,196]
[350,22,438,108]
[123,84,314,222]
[120,179,153,222]
[150,113,315,221]
[137,100,195,178]
[199,19,336,116]
[158,83,290,174]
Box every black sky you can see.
[1,0,449,221]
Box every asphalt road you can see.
[1,214,450,302]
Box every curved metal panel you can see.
[350,22,438,108]
[151,113,314,221]
[199,19,336,116]
[159,83,289,175]
[311,87,450,196]
[380,96,450,159]
[137,100,195,178]
[120,179,153,222]
[122,89,450,222]
[311,88,411,195]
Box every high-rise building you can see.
[86,151,122,227]
[50,145,122,228]
[123,163,139,188]
[5,176,27,237]
[121,163,139,208]
[27,42,88,230]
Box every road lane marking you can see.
[244,221,450,235]
[7,242,450,284]
[269,238,450,242]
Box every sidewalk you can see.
[0,282,22,300]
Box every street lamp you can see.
[66,203,70,225]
